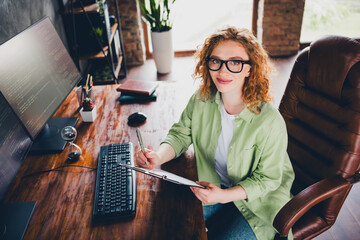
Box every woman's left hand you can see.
[190,181,227,204]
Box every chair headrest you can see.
[306,36,360,99]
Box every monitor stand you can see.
[0,201,36,240]
[29,117,78,154]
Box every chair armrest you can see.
[273,175,350,236]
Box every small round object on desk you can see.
[127,112,147,126]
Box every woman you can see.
[137,27,294,240]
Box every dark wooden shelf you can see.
[62,0,127,84]
[62,3,99,15]
[78,23,118,61]
[79,46,109,60]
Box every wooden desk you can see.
[4,83,207,239]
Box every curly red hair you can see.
[193,27,272,113]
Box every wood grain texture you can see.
[4,83,207,240]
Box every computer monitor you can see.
[0,91,35,240]
[0,17,81,153]
[0,92,32,201]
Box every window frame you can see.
[142,0,259,58]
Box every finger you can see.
[144,149,155,159]
[144,151,161,168]
[136,158,148,167]
[136,150,147,161]
[137,150,147,161]
[190,187,208,202]
[196,181,213,188]
[194,192,207,203]
[135,152,146,163]
[190,186,200,196]
[190,188,202,201]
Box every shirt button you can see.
[254,226,258,230]
[230,146,233,149]
[241,208,245,212]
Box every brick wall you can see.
[257,0,305,56]
[108,0,146,66]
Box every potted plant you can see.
[80,97,97,122]
[139,0,176,74]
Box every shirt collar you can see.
[214,91,255,123]
[236,105,255,123]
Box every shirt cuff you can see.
[160,138,183,158]
[238,179,261,202]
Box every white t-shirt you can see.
[215,99,235,187]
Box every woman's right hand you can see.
[136,148,161,169]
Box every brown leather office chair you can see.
[273,36,360,239]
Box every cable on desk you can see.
[17,164,97,179]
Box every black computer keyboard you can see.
[93,142,136,220]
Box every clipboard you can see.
[118,163,206,189]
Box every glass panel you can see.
[172,0,253,51]
[300,0,360,42]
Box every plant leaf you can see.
[138,0,176,32]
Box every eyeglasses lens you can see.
[226,61,243,72]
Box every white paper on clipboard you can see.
[118,163,206,189]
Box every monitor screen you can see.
[0,92,32,201]
[0,17,81,140]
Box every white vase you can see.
[151,30,174,74]
[80,105,97,122]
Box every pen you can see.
[88,75,93,99]
[136,128,149,166]
[85,74,90,92]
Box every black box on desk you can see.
[119,91,158,104]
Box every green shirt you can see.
[162,91,294,240]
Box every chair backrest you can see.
[279,36,360,195]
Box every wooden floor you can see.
[125,55,360,240]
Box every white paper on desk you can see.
[118,163,206,189]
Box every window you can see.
[171,0,253,51]
[300,0,360,42]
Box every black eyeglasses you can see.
[205,57,251,73]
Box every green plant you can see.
[89,27,104,43]
[139,0,176,32]
[97,0,105,17]
[81,98,95,111]
[303,0,350,31]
